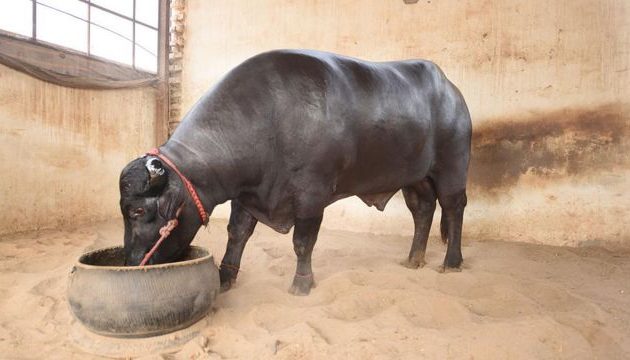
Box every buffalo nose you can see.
[125,248,147,266]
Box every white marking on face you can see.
[146,157,165,176]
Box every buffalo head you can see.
[119,156,202,265]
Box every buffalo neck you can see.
[160,89,269,213]
[158,134,240,214]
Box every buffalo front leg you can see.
[401,178,437,269]
[289,215,323,296]
[219,201,257,292]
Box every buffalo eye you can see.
[129,207,145,219]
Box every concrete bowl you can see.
[67,246,219,338]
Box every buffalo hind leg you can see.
[289,215,323,296]
[401,178,437,269]
[438,189,467,271]
[219,200,258,291]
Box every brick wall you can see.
[168,0,186,135]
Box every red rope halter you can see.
[146,148,208,225]
[138,148,208,266]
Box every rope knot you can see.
[159,219,179,237]
[139,202,185,266]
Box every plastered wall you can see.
[178,0,629,247]
[0,64,157,235]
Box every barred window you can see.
[0,0,159,73]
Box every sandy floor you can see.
[0,220,629,359]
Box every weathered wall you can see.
[0,64,157,235]
[180,0,630,247]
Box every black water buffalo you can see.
[119,49,471,295]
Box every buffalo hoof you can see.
[400,258,426,269]
[439,265,462,273]
[220,279,235,292]
[288,274,315,296]
[440,256,463,273]
[219,268,237,292]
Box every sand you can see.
[0,219,629,359]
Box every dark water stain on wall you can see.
[469,103,629,192]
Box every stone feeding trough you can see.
[67,246,219,356]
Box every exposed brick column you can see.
[168,0,186,136]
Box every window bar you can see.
[32,0,36,39]
[77,0,158,31]
[155,0,170,143]
[132,0,136,69]
[158,0,164,66]
[87,0,91,55]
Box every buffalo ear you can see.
[145,157,168,192]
